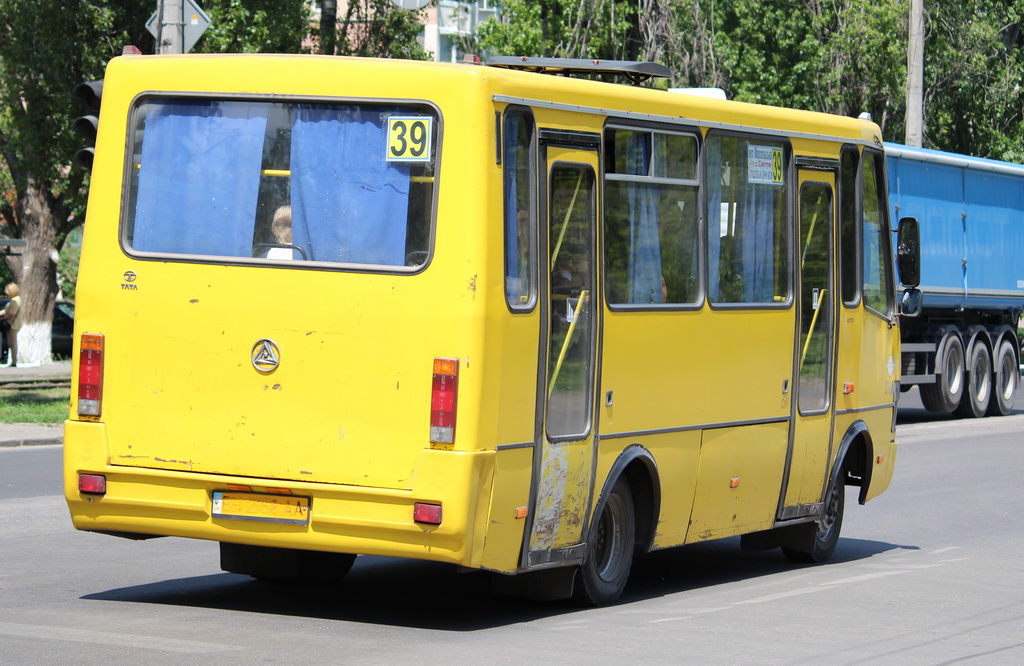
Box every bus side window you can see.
[839,147,860,306]
[603,127,700,307]
[503,109,537,310]
[862,150,894,317]
[705,134,791,306]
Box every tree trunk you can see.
[12,180,59,364]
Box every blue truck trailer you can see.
[886,142,1024,417]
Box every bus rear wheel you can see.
[576,476,635,606]
[955,341,992,418]
[783,473,844,564]
[986,339,1018,416]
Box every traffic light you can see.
[71,79,103,170]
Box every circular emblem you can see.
[123,270,137,282]
[251,339,281,373]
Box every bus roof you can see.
[107,53,880,147]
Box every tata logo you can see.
[251,339,281,373]
[123,271,137,282]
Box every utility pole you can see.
[320,0,337,55]
[905,0,925,147]
[156,0,184,54]
[147,0,209,54]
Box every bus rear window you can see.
[123,98,437,269]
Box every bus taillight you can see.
[78,333,104,417]
[429,358,459,444]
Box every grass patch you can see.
[0,387,70,424]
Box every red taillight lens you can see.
[413,502,442,525]
[78,334,104,417]
[79,473,106,495]
[430,358,459,444]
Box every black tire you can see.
[783,473,845,564]
[920,332,965,413]
[954,341,992,418]
[986,339,1018,416]
[576,476,635,606]
[220,543,356,584]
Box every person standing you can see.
[1,283,23,367]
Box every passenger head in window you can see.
[257,205,300,260]
[271,205,292,245]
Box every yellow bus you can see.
[65,52,921,605]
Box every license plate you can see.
[211,491,310,526]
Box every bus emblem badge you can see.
[251,339,281,373]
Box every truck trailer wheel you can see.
[920,332,964,413]
[987,339,1018,416]
[955,341,992,418]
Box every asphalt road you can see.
[2,403,1023,664]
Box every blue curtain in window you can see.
[132,103,267,256]
[289,107,410,265]
[626,134,663,303]
[706,142,723,300]
[738,184,778,301]
[504,116,521,289]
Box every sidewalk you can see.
[0,360,71,447]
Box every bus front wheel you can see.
[576,476,635,606]
[783,473,844,564]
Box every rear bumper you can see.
[63,420,496,568]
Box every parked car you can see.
[0,299,74,362]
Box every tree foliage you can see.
[197,0,311,54]
[318,0,431,59]
[922,0,1024,160]
[0,0,128,361]
[0,0,318,363]
[476,0,643,60]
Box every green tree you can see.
[319,0,431,59]
[0,0,315,364]
[476,0,642,60]
[923,0,1024,160]
[0,1,125,363]
[715,0,825,108]
[196,0,311,54]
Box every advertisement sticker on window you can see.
[748,145,784,185]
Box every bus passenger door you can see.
[783,172,838,515]
[526,135,600,567]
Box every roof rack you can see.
[486,56,672,84]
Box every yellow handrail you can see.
[800,288,826,368]
[548,290,589,396]
[550,171,584,272]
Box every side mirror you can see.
[896,216,920,288]
[900,288,922,317]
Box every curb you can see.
[0,437,63,448]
